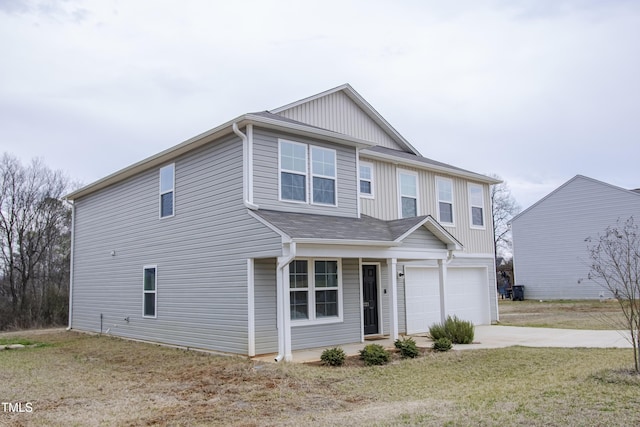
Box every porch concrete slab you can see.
[252,326,634,364]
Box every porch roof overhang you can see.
[249,209,463,258]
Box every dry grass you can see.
[1,329,640,426]
[498,299,628,329]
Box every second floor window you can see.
[159,164,175,218]
[468,183,485,228]
[279,140,337,206]
[398,170,418,218]
[437,177,454,225]
[359,162,374,198]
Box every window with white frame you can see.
[289,259,341,322]
[159,164,175,218]
[398,170,418,218]
[279,140,308,202]
[359,162,374,198]
[143,266,157,318]
[311,146,337,205]
[468,183,485,228]
[437,177,454,225]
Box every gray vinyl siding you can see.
[401,227,447,249]
[512,176,640,300]
[276,91,404,150]
[360,157,494,254]
[254,258,278,355]
[71,136,283,355]
[253,128,359,218]
[291,258,361,350]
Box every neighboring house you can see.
[65,84,500,361]
[511,175,640,300]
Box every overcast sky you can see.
[1,0,638,210]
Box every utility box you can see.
[512,285,525,301]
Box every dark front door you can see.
[362,265,379,335]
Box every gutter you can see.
[275,241,297,362]
[66,200,75,330]
[232,122,259,210]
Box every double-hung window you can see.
[311,147,337,205]
[159,164,175,218]
[468,183,485,228]
[359,162,374,198]
[289,259,341,323]
[437,177,454,225]
[398,170,418,218]
[143,266,157,318]
[279,141,308,202]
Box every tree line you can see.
[0,153,71,330]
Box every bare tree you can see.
[0,153,70,329]
[585,217,640,373]
[489,174,520,259]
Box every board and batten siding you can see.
[252,128,358,217]
[275,90,403,150]
[291,258,362,350]
[71,136,283,355]
[359,158,494,254]
[512,176,640,300]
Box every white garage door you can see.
[446,268,490,325]
[404,267,441,334]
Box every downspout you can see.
[66,200,75,330]
[275,241,296,362]
[232,122,259,210]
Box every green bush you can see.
[359,343,391,366]
[394,336,420,359]
[433,337,453,352]
[320,347,346,366]
[428,315,475,344]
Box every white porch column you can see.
[282,263,293,361]
[438,259,448,323]
[247,259,255,357]
[388,258,399,340]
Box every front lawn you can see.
[1,330,639,426]
[498,299,627,330]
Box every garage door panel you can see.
[405,267,440,334]
[446,268,490,325]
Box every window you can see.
[311,146,336,205]
[468,183,485,228]
[437,177,454,225]
[398,170,418,218]
[159,164,175,218]
[143,266,157,318]
[289,259,341,323]
[279,140,307,202]
[359,162,374,198]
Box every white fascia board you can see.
[295,243,449,260]
[360,150,501,185]
[247,210,292,243]
[292,238,398,246]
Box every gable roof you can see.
[361,146,501,185]
[510,174,640,223]
[250,209,462,250]
[271,84,421,156]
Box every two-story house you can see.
[65,84,499,361]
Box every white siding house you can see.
[511,175,640,300]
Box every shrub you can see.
[428,315,475,344]
[433,337,453,352]
[359,343,390,366]
[320,347,346,366]
[394,336,420,359]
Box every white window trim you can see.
[159,163,175,219]
[397,169,419,218]
[278,139,308,204]
[436,176,455,226]
[468,183,486,229]
[290,258,344,327]
[359,161,375,199]
[142,265,157,319]
[310,146,338,207]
